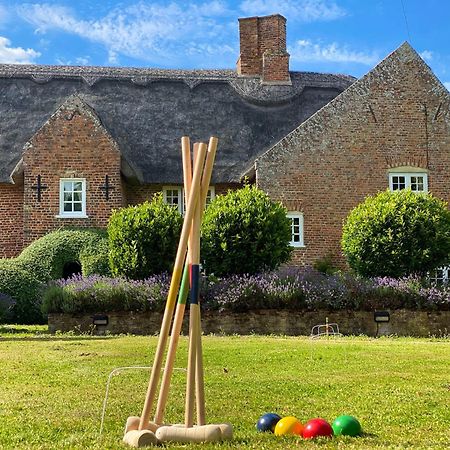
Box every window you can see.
[388,173,428,192]
[429,267,449,286]
[287,212,304,247]
[163,186,215,214]
[59,179,86,217]
[163,187,183,213]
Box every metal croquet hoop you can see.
[310,317,342,339]
[99,366,187,436]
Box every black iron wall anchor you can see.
[31,174,48,202]
[100,175,115,201]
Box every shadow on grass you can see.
[0,325,44,334]
[0,325,120,341]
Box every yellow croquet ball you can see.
[274,416,304,436]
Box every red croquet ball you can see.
[302,418,333,439]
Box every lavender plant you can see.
[42,268,450,314]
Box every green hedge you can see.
[0,229,110,323]
[0,260,43,324]
[108,195,183,278]
[18,229,109,280]
[342,190,450,277]
[201,185,292,276]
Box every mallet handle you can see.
[139,138,207,430]
[195,137,218,426]
[154,138,193,424]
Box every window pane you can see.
[64,203,72,212]
[411,176,424,192]
[63,182,73,192]
[64,192,73,202]
[73,203,82,212]
[392,176,406,190]
[73,192,81,202]
[74,182,83,192]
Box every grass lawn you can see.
[0,327,449,449]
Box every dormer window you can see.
[388,168,428,193]
[58,178,87,218]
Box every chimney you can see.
[236,14,291,85]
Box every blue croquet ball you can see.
[256,413,282,433]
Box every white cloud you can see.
[75,56,91,66]
[290,39,378,65]
[0,36,40,63]
[420,50,433,61]
[17,2,237,67]
[444,82,450,91]
[240,0,346,22]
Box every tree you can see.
[108,194,183,278]
[201,185,292,276]
[341,189,450,277]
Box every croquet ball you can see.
[332,415,362,436]
[274,416,304,436]
[256,413,281,433]
[302,418,333,439]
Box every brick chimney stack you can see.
[236,14,291,85]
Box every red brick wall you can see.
[0,184,23,257]
[22,97,123,247]
[125,183,240,206]
[257,44,450,268]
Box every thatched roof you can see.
[0,64,354,184]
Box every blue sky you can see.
[0,0,448,89]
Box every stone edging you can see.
[48,309,450,337]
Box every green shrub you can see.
[18,228,108,281]
[0,260,44,324]
[342,190,450,277]
[0,293,15,323]
[313,254,338,275]
[108,194,183,279]
[80,238,111,276]
[0,228,109,324]
[201,185,292,276]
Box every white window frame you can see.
[429,266,449,286]
[388,172,428,193]
[57,178,87,218]
[163,186,215,214]
[287,212,304,248]
[163,186,183,213]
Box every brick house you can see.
[257,42,450,267]
[0,14,449,269]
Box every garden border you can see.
[48,309,449,337]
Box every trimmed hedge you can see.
[0,228,109,323]
[18,228,109,280]
[108,194,183,279]
[0,261,43,324]
[342,190,450,277]
[201,185,292,276]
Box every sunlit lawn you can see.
[0,327,449,449]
